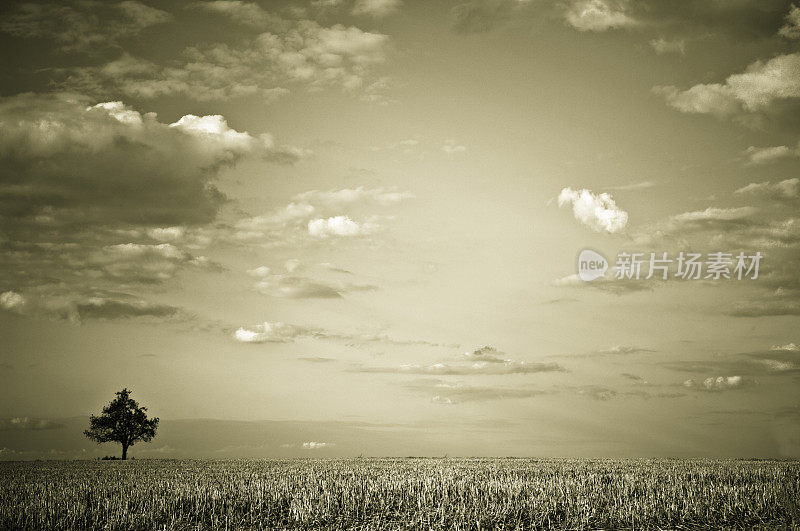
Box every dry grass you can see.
[1,458,798,529]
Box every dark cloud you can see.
[0,1,172,52]
[0,93,297,321]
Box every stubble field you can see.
[1,458,798,529]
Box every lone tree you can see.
[84,388,159,460]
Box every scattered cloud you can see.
[683,376,756,392]
[597,345,655,355]
[295,187,413,208]
[302,441,333,449]
[735,178,799,200]
[609,181,657,191]
[564,0,638,32]
[779,4,800,39]
[354,347,565,375]
[0,0,172,52]
[743,145,797,164]
[650,37,685,55]
[352,0,402,17]
[308,216,379,238]
[656,52,800,118]
[405,379,549,404]
[441,143,467,154]
[191,1,284,29]
[558,188,629,233]
[58,18,391,101]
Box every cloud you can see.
[354,348,565,375]
[743,145,797,164]
[0,291,26,311]
[405,379,549,404]
[255,276,346,298]
[670,206,757,227]
[308,216,378,238]
[734,295,800,315]
[596,345,655,355]
[462,346,509,363]
[302,441,332,449]
[779,3,800,38]
[232,320,448,348]
[552,274,652,295]
[683,376,756,392]
[295,187,413,207]
[0,94,298,321]
[0,1,172,52]
[650,37,685,55]
[609,181,657,191]
[59,18,390,101]
[564,0,638,32]
[0,288,183,322]
[441,143,467,154]
[0,417,63,431]
[248,262,377,299]
[772,342,799,351]
[656,52,800,117]
[575,385,618,401]
[0,94,295,228]
[233,322,315,343]
[191,1,285,29]
[352,0,402,17]
[735,178,799,200]
[557,188,629,233]
[451,0,517,34]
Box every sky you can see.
[0,0,799,459]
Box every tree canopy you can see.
[84,388,158,460]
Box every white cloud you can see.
[441,144,467,154]
[672,206,756,223]
[0,291,26,311]
[771,343,799,351]
[564,0,637,32]
[284,259,302,273]
[557,187,629,233]
[302,441,332,449]
[743,145,795,164]
[246,266,272,278]
[147,226,185,242]
[295,187,414,207]
[352,0,402,17]
[657,53,800,116]
[308,216,376,237]
[735,178,799,200]
[233,322,308,343]
[683,375,755,391]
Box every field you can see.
[1,458,798,529]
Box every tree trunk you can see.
[121,444,128,460]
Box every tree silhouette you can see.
[84,388,158,460]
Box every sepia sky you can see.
[1,0,799,459]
